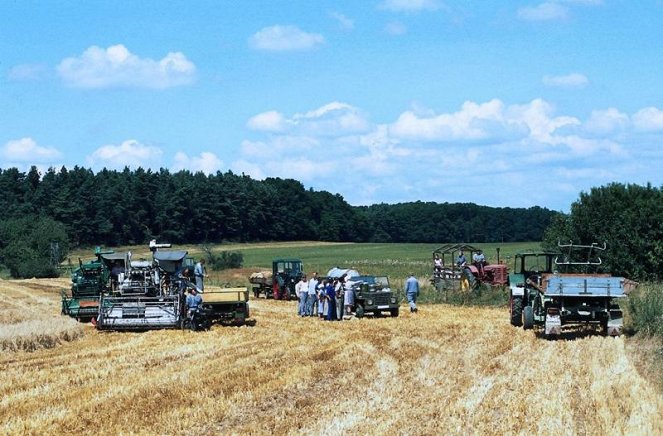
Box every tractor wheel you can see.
[523,306,534,330]
[510,297,523,327]
[355,304,365,318]
[390,307,399,317]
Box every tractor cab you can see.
[272,258,304,300]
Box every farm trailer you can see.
[509,242,636,337]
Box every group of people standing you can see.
[294,272,355,321]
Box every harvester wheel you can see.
[523,306,534,330]
[355,304,365,318]
[510,297,523,326]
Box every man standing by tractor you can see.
[405,273,420,313]
[194,258,208,291]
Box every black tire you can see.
[390,307,399,317]
[510,297,523,327]
[523,305,534,330]
[355,304,365,318]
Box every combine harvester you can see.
[61,247,125,322]
[96,241,252,331]
[509,242,637,337]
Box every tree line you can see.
[0,166,558,250]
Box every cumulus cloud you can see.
[235,99,663,210]
[632,107,663,132]
[86,139,163,169]
[172,151,223,174]
[247,111,287,132]
[543,73,589,88]
[1,137,62,162]
[518,2,569,21]
[584,108,629,135]
[329,11,354,30]
[57,45,196,89]
[379,0,442,12]
[248,102,369,136]
[390,99,534,142]
[249,25,325,51]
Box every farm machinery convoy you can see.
[61,241,251,330]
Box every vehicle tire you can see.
[390,307,399,317]
[523,306,534,330]
[356,304,365,318]
[510,297,523,327]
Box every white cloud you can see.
[236,99,663,210]
[249,25,325,51]
[379,0,442,12]
[329,11,354,30]
[248,102,369,136]
[7,64,47,81]
[247,111,287,132]
[86,139,162,169]
[518,2,569,21]
[390,99,530,142]
[172,151,223,174]
[584,108,629,135]
[543,73,589,88]
[57,44,196,89]
[632,107,663,132]
[1,137,62,162]
[385,21,408,35]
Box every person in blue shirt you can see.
[456,251,467,267]
[186,287,203,315]
[404,274,420,313]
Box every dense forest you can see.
[0,166,559,248]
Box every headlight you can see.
[390,298,396,304]
[367,299,373,305]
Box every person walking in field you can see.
[343,276,354,317]
[405,273,420,313]
[334,277,344,320]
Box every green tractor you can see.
[249,258,304,300]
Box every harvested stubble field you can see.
[1,278,662,435]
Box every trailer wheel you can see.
[510,297,523,327]
[523,306,534,330]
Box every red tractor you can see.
[431,243,508,291]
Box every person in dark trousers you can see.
[325,280,337,321]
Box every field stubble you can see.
[1,278,662,435]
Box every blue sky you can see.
[2,0,662,211]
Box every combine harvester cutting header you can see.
[509,241,637,338]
